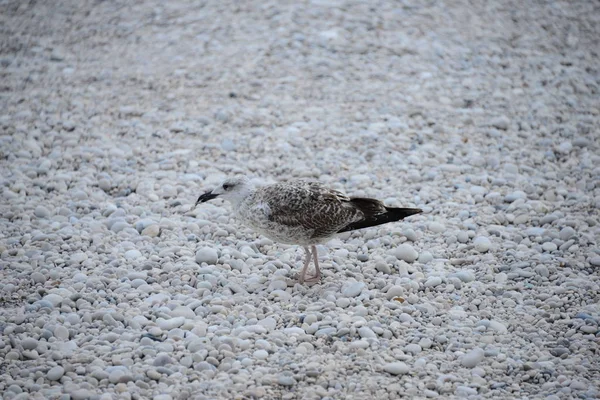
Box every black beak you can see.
[196,191,218,205]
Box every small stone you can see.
[253,349,268,360]
[386,285,404,300]
[99,178,112,191]
[171,306,195,319]
[358,326,377,339]
[393,244,419,263]
[34,205,52,218]
[375,261,391,274]
[342,282,365,297]
[559,227,576,241]
[71,390,94,400]
[403,228,418,242]
[124,249,143,260]
[534,265,549,277]
[473,236,491,252]
[404,343,422,354]
[491,115,510,130]
[488,320,507,334]
[424,276,442,288]
[555,141,573,154]
[504,191,527,202]
[153,353,173,367]
[141,224,160,237]
[21,338,38,350]
[428,222,446,233]
[461,348,485,368]
[258,317,277,331]
[542,242,557,252]
[31,272,46,284]
[43,293,64,307]
[550,347,569,357]
[277,374,296,386]
[452,270,475,283]
[47,366,65,381]
[418,251,433,263]
[54,325,69,340]
[157,317,185,330]
[111,221,130,233]
[590,256,600,267]
[457,231,469,243]
[383,362,409,375]
[195,247,219,265]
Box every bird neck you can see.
[229,186,257,210]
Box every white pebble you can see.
[504,190,527,202]
[393,244,419,263]
[171,306,195,319]
[428,222,446,233]
[43,294,63,307]
[383,362,409,375]
[456,231,469,243]
[404,343,422,354]
[542,242,557,252]
[34,205,52,218]
[424,276,442,288]
[253,349,269,360]
[559,227,576,241]
[386,285,404,300]
[358,326,377,339]
[488,320,507,334]
[124,249,142,260]
[141,224,160,237]
[342,282,365,298]
[418,251,433,263]
[473,236,491,252]
[157,317,185,330]
[461,348,485,368]
[54,326,69,341]
[195,247,219,265]
[47,366,65,381]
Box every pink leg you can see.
[304,245,321,283]
[298,246,312,284]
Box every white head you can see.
[196,175,255,207]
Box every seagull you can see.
[196,175,422,284]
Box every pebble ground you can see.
[1,0,599,399]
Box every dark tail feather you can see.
[338,198,422,233]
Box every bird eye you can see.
[223,184,231,190]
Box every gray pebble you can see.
[383,362,409,375]
[34,205,52,218]
[47,365,65,381]
[491,115,510,130]
[461,348,485,368]
[277,374,296,386]
[342,282,365,297]
[473,236,491,252]
[195,247,219,265]
[589,256,600,267]
[393,244,419,262]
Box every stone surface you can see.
[0,2,598,399]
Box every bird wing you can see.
[259,181,363,239]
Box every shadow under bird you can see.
[196,175,422,284]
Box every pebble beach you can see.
[1,0,599,399]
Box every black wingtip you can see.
[337,205,422,233]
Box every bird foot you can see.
[302,273,321,284]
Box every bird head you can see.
[196,175,254,206]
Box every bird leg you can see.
[298,246,312,284]
[303,245,322,283]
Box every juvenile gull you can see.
[196,176,422,284]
